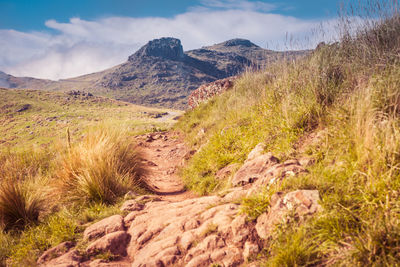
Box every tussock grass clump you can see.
[0,183,44,231]
[56,126,150,204]
[0,149,51,232]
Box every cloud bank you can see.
[0,0,338,80]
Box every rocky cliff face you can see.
[5,37,309,109]
[129,37,185,62]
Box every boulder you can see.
[41,249,82,267]
[188,76,237,109]
[231,153,279,186]
[37,241,75,265]
[256,190,321,239]
[254,160,307,187]
[86,231,130,257]
[83,215,125,241]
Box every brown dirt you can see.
[135,131,197,201]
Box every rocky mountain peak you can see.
[128,37,185,62]
[221,38,258,47]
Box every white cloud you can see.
[0,2,339,80]
[199,0,276,12]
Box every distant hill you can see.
[1,38,309,109]
[0,88,178,150]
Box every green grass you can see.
[0,89,179,151]
[239,188,277,221]
[177,1,400,265]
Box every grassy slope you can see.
[177,5,400,266]
[0,89,180,266]
[0,88,179,151]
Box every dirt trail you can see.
[135,131,196,201]
[39,132,321,267]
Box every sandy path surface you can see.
[135,131,196,201]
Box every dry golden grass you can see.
[0,182,44,231]
[55,126,150,204]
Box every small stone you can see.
[243,242,259,260]
[299,157,315,167]
[246,143,265,162]
[120,200,144,212]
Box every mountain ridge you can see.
[1,37,309,109]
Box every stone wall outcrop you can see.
[188,76,237,109]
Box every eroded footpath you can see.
[38,132,321,267]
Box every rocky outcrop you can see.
[128,37,185,62]
[188,76,237,109]
[231,143,308,192]
[38,142,320,267]
[231,152,280,187]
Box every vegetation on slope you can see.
[0,90,179,266]
[177,1,400,265]
[0,89,176,151]
[0,126,152,266]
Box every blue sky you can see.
[0,0,342,31]
[0,0,353,80]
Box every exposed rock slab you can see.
[41,249,82,267]
[120,200,144,212]
[39,140,320,267]
[86,231,130,257]
[37,241,75,265]
[83,215,125,241]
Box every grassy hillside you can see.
[0,88,178,151]
[0,89,179,266]
[177,2,400,265]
